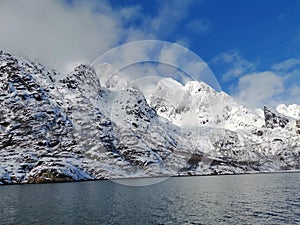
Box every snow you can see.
[0,167,12,184]
[0,50,299,185]
[149,78,264,131]
[276,104,300,120]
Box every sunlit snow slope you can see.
[0,51,299,184]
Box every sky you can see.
[0,0,300,109]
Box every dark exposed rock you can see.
[264,106,289,129]
[60,64,101,94]
[252,129,263,136]
[187,153,203,168]
[0,167,12,184]
[296,120,300,128]
[0,50,300,184]
[26,161,93,184]
[296,120,300,135]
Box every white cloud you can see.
[186,19,211,34]
[289,85,300,96]
[234,71,284,109]
[211,50,257,81]
[158,43,221,91]
[0,0,200,74]
[120,62,188,99]
[0,0,150,74]
[148,0,194,39]
[270,58,300,105]
[272,58,300,72]
[174,38,190,48]
[229,57,300,108]
[284,85,300,105]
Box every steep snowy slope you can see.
[0,52,205,183]
[0,52,92,184]
[0,51,299,184]
[149,78,264,131]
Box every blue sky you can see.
[0,0,300,108]
[107,0,300,108]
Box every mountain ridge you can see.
[0,51,299,184]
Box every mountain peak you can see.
[184,80,215,95]
[1,51,300,184]
[60,64,101,91]
[276,103,300,120]
[74,64,96,75]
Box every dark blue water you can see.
[0,173,299,225]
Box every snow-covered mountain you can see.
[0,51,299,184]
[276,104,300,120]
[149,78,265,131]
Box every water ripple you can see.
[0,172,299,225]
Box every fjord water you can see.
[1,173,299,225]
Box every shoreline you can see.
[1,169,299,186]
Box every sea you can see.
[0,172,299,225]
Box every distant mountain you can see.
[0,51,299,184]
[149,78,265,130]
[276,104,300,120]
